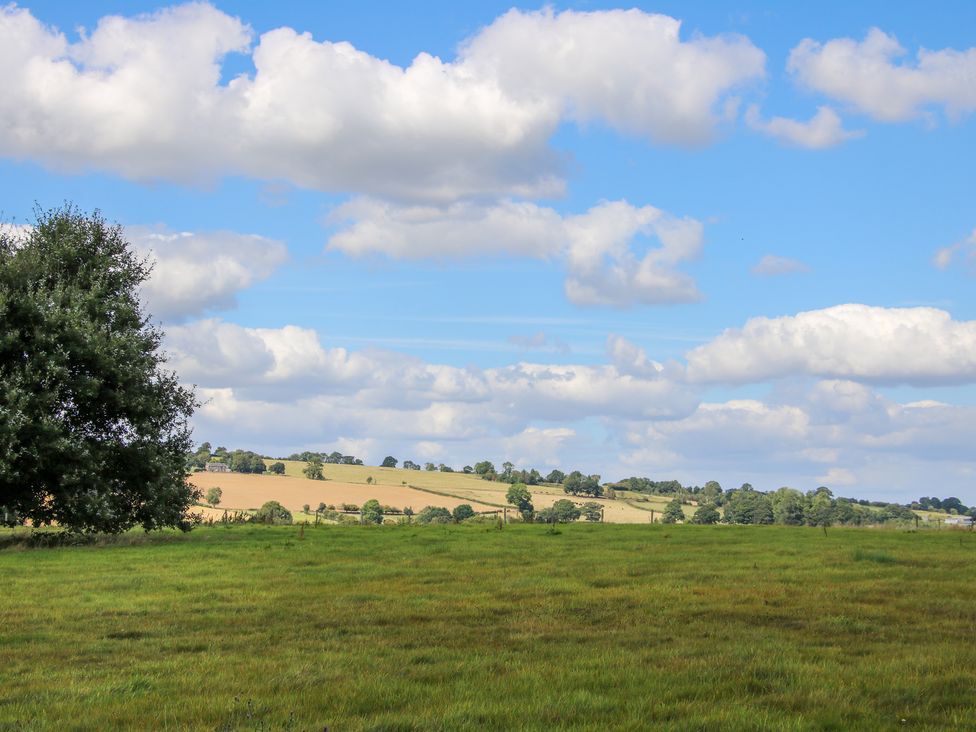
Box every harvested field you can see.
[189,472,500,514]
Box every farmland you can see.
[3,523,975,730]
[189,461,675,523]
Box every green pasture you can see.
[1,524,974,730]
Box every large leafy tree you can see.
[0,206,197,532]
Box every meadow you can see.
[2,523,975,730]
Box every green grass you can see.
[1,524,975,730]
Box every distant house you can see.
[206,461,230,473]
[944,516,973,527]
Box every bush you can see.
[581,502,603,522]
[416,506,452,525]
[691,503,720,525]
[537,499,581,524]
[252,501,292,525]
[268,462,286,475]
[205,486,222,507]
[662,497,685,524]
[452,504,476,523]
[361,499,384,524]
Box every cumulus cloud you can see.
[933,228,976,270]
[461,8,765,145]
[606,335,664,377]
[0,4,765,200]
[129,226,287,321]
[619,381,976,497]
[328,198,704,307]
[171,317,976,501]
[745,105,863,148]
[166,319,698,421]
[750,254,811,276]
[788,28,976,122]
[686,304,976,385]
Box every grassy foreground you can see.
[1,524,975,730]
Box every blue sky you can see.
[2,1,975,502]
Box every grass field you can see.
[2,523,975,730]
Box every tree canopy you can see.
[0,206,197,533]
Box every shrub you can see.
[691,503,720,525]
[205,486,222,507]
[252,501,292,525]
[361,499,384,524]
[268,462,286,475]
[416,506,452,525]
[452,504,476,523]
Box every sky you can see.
[2,1,975,502]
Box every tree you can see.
[252,501,292,525]
[205,487,222,507]
[416,506,452,524]
[403,460,420,470]
[452,504,475,523]
[581,502,603,522]
[551,499,581,523]
[563,471,603,498]
[691,503,720,525]
[268,461,286,475]
[462,465,473,474]
[702,480,723,504]
[506,482,534,521]
[303,458,324,480]
[381,456,397,468]
[302,503,310,514]
[545,469,566,484]
[474,460,495,476]
[662,497,685,524]
[724,490,774,525]
[424,462,436,471]
[0,206,197,533]
[771,487,807,525]
[361,499,384,524]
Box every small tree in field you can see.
[506,483,534,522]
[691,503,720,525]
[361,499,384,524]
[381,456,397,468]
[452,504,475,523]
[581,502,603,522]
[662,497,685,524]
[252,501,292,525]
[268,461,286,475]
[205,487,222,507]
[303,458,324,480]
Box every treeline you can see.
[186,443,280,474]
[289,451,363,466]
[666,485,919,527]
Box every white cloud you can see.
[788,28,976,122]
[461,8,765,145]
[0,223,32,243]
[129,226,287,321]
[933,228,976,270]
[686,304,976,385]
[0,4,765,200]
[167,319,698,421]
[745,105,863,148]
[328,198,704,307]
[606,335,664,377]
[618,382,976,498]
[172,318,976,502]
[750,254,811,276]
